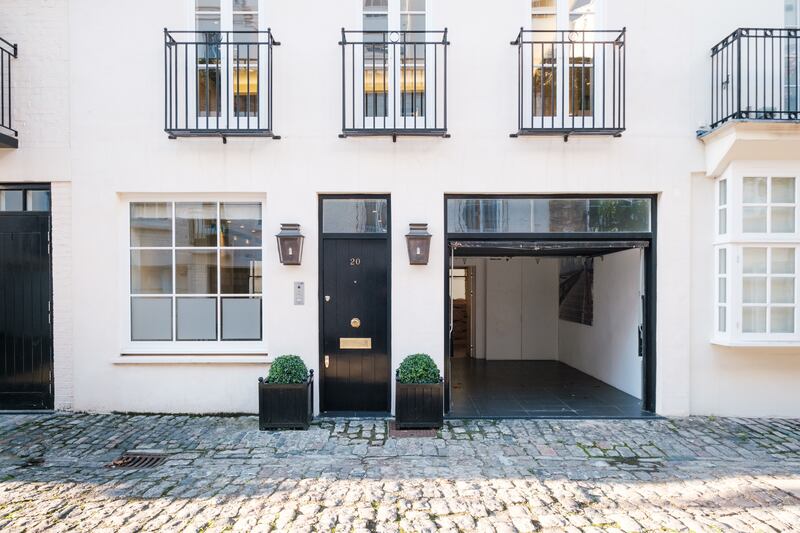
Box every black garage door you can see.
[0,185,53,410]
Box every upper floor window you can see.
[787,0,799,27]
[194,0,260,119]
[742,177,796,234]
[362,0,427,119]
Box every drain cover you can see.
[106,452,167,469]
[388,421,437,438]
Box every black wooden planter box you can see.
[258,370,313,430]
[395,378,444,430]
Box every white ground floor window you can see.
[715,244,798,343]
[124,198,264,353]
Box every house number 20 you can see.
[350,257,361,266]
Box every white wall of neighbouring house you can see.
[4,0,798,416]
[558,249,644,399]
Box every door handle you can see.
[324,355,330,368]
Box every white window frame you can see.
[187,0,269,129]
[712,163,800,346]
[358,0,435,129]
[527,0,606,123]
[738,245,797,340]
[742,176,797,235]
[120,193,268,356]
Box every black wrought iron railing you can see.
[339,29,449,140]
[511,29,626,140]
[711,28,800,129]
[0,36,18,149]
[164,29,279,141]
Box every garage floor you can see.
[449,359,655,418]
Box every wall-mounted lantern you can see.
[406,223,432,265]
[276,223,304,265]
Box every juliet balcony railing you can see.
[711,28,800,129]
[510,29,626,141]
[339,29,449,141]
[164,29,279,142]
[0,36,18,149]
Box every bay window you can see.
[714,171,800,344]
[129,201,263,345]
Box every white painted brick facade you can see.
[51,181,73,410]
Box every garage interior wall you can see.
[457,249,643,399]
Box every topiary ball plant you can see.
[266,355,308,384]
[397,353,441,384]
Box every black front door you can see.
[321,238,390,413]
[0,210,53,410]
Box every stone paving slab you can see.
[1,414,799,531]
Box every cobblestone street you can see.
[1,414,799,532]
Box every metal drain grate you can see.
[388,421,437,438]
[106,452,167,469]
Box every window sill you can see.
[711,338,800,349]
[114,354,270,365]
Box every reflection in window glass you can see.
[323,199,389,233]
[447,198,651,233]
[131,250,173,294]
[221,203,262,247]
[221,249,262,294]
[131,203,172,247]
[26,191,51,212]
[176,203,217,247]
[176,250,218,294]
[0,190,23,211]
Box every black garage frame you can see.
[442,194,658,416]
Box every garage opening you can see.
[445,196,656,418]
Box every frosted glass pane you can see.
[222,298,261,340]
[743,277,767,303]
[131,250,173,294]
[131,298,172,341]
[718,248,727,274]
[743,207,767,232]
[772,248,795,274]
[176,250,217,294]
[771,278,795,303]
[743,248,767,273]
[718,179,727,206]
[742,307,767,333]
[718,278,727,303]
[719,208,727,234]
[771,307,795,333]
[743,177,767,203]
[177,298,217,341]
[771,207,795,233]
[718,306,726,333]
[772,177,795,203]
